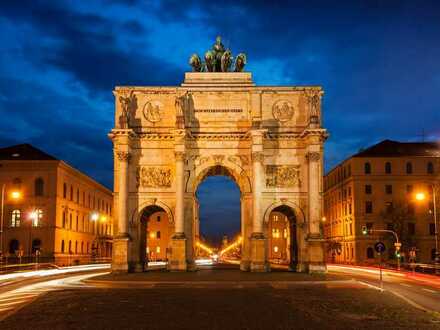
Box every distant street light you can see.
[91,212,99,221]
[415,185,439,274]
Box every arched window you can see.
[364,162,371,174]
[32,239,41,253]
[63,183,67,199]
[9,239,19,254]
[385,162,392,174]
[61,240,65,253]
[367,247,374,259]
[406,162,413,174]
[427,162,434,174]
[11,209,21,227]
[32,209,43,227]
[35,178,44,196]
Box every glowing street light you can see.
[91,212,99,221]
[415,192,426,201]
[10,191,22,200]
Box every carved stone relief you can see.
[143,100,163,123]
[136,166,172,188]
[266,165,301,188]
[272,100,294,122]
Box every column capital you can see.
[116,151,131,163]
[306,151,321,162]
[251,151,264,163]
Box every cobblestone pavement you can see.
[1,272,440,330]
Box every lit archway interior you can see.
[268,205,298,269]
[195,166,241,262]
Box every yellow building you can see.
[323,140,439,265]
[143,210,172,261]
[0,144,113,266]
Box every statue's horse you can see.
[234,53,246,72]
[204,50,216,72]
[221,49,232,72]
[189,54,202,72]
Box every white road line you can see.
[357,280,384,292]
[422,288,437,293]
[400,283,412,287]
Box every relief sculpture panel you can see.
[136,166,172,188]
[266,165,301,188]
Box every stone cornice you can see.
[299,128,329,141]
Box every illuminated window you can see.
[283,228,287,239]
[273,246,278,253]
[156,246,160,253]
[146,246,150,254]
[273,215,278,221]
[11,209,21,227]
[272,229,280,238]
[32,209,43,227]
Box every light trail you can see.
[0,264,110,282]
[219,237,242,256]
[196,241,214,255]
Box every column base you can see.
[112,237,130,273]
[168,236,187,271]
[307,236,327,274]
[250,234,270,272]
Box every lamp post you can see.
[415,185,439,274]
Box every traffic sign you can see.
[375,242,386,254]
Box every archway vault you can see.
[130,199,174,226]
[263,200,306,225]
[187,159,252,194]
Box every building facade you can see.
[110,53,328,273]
[323,140,439,265]
[0,144,114,266]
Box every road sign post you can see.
[375,242,386,291]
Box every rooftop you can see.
[353,139,440,158]
[0,143,57,161]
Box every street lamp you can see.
[414,186,439,273]
[1,184,21,258]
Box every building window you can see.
[366,222,373,231]
[406,162,413,174]
[429,223,435,236]
[406,185,413,194]
[77,189,80,203]
[76,216,79,231]
[407,203,415,215]
[365,201,373,214]
[11,209,21,227]
[407,223,415,235]
[385,202,393,213]
[32,239,41,253]
[68,240,72,253]
[156,231,161,239]
[427,162,434,174]
[385,184,392,194]
[348,187,351,196]
[61,240,65,253]
[32,209,43,227]
[367,247,374,259]
[13,178,22,188]
[273,246,279,253]
[432,249,437,261]
[69,214,72,229]
[9,239,19,254]
[63,183,67,199]
[81,241,84,254]
[385,162,392,174]
[156,246,160,253]
[35,178,44,196]
[157,216,161,222]
[364,162,371,174]
[70,186,73,201]
[283,228,288,239]
[365,185,372,194]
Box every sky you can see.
[1,0,439,242]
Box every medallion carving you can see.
[116,151,131,162]
[266,165,301,188]
[306,152,321,162]
[136,166,172,188]
[272,100,294,122]
[212,155,225,164]
[143,100,163,123]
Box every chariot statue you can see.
[189,36,247,73]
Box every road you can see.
[327,264,440,313]
[0,264,110,321]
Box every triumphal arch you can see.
[109,38,328,273]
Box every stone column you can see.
[117,151,131,236]
[112,149,131,273]
[249,129,269,272]
[306,150,326,273]
[174,151,185,236]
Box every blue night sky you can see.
[1,1,439,242]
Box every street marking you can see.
[357,280,384,292]
[422,288,437,293]
[400,283,412,287]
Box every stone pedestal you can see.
[112,237,130,273]
[168,237,187,271]
[307,236,327,274]
[250,235,270,272]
